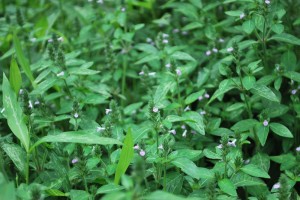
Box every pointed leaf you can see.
[9,57,22,95]
[241,164,270,178]
[218,179,237,196]
[270,123,293,138]
[182,111,205,135]
[250,84,279,102]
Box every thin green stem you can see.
[26,152,30,184]
[83,176,88,193]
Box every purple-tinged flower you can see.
[263,120,268,127]
[139,71,144,75]
[291,89,297,95]
[217,144,223,149]
[272,183,280,189]
[173,29,180,33]
[206,50,212,56]
[121,7,126,12]
[153,107,159,113]
[227,47,234,52]
[148,72,156,76]
[240,13,245,19]
[48,38,53,43]
[176,69,182,76]
[212,48,218,53]
[296,146,300,152]
[105,109,112,115]
[74,112,79,118]
[34,101,40,105]
[200,111,206,115]
[169,129,176,135]
[133,144,140,150]
[165,63,171,68]
[204,93,210,99]
[57,71,65,77]
[139,150,146,156]
[181,31,188,35]
[97,0,103,4]
[146,38,152,43]
[72,158,79,164]
[219,38,225,43]
[265,0,270,4]
[181,125,186,129]
[191,130,196,134]
[228,139,237,147]
[162,39,169,44]
[198,96,203,101]
[162,33,169,38]
[182,130,187,137]
[244,159,250,164]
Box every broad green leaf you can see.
[135,54,160,65]
[165,173,184,194]
[203,149,222,160]
[69,190,90,200]
[31,77,57,95]
[1,143,26,176]
[270,153,297,170]
[197,167,215,179]
[250,84,279,102]
[182,22,203,31]
[154,80,176,105]
[231,119,259,132]
[135,43,158,54]
[144,191,186,200]
[251,153,270,172]
[242,76,256,90]
[269,33,300,45]
[9,57,22,95]
[132,122,152,143]
[281,51,297,71]
[218,179,237,196]
[231,172,265,187]
[225,10,243,17]
[96,184,124,194]
[13,32,35,84]
[271,24,284,34]
[256,124,269,146]
[169,149,203,161]
[242,19,255,34]
[2,74,30,152]
[31,130,122,151]
[69,68,100,75]
[114,129,134,184]
[207,79,236,104]
[171,51,196,62]
[241,164,270,178]
[283,71,300,83]
[270,123,293,138]
[182,111,205,135]
[165,115,185,122]
[184,90,204,104]
[0,173,16,200]
[171,158,200,179]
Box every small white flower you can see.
[244,159,250,164]
[176,68,182,76]
[263,120,269,127]
[148,72,156,76]
[217,144,223,149]
[184,106,190,112]
[206,50,212,56]
[198,96,203,101]
[0,108,5,114]
[146,38,152,43]
[30,38,37,43]
[173,28,180,33]
[240,13,245,19]
[96,126,105,132]
[72,158,79,164]
[57,71,65,77]
[200,111,206,115]
[19,89,24,94]
[219,38,225,43]
[48,38,53,43]
[291,89,297,95]
[34,100,40,105]
[162,33,169,38]
[88,0,93,2]
[181,31,188,35]
[227,47,234,52]
[165,63,171,68]
[272,183,280,189]
[296,146,300,152]
[162,39,169,44]
[153,107,159,113]
[182,130,187,137]
[57,37,64,42]
[74,112,79,118]
[204,93,210,99]
[181,125,186,129]
[191,130,196,134]
[265,0,270,4]
[228,139,237,147]
[133,144,140,150]
[121,7,126,12]
[212,48,218,53]
[105,109,112,115]
[28,101,33,109]
[139,71,144,75]
[139,149,146,156]
[97,0,103,3]
[158,144,164,150]
[169,129,176,135]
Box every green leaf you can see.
[9,57,22,96]
[2,74,30,152]
[154,80,176,106]
[225,10,243,17]
[256,124,269,146]
[171,51,196,62]
[13,32,35,85]
[1,143,26,176]
[171,158,200,179]
[184,90,204,104]
[207,79,236,104]
[281,51,297,71]
[203,149,222,160]
[251,153,270,172]
[269,33,300,45]
[96,184,124,194]
[242,19,255,34]
[241,164,270,178]
[250,84,279,102]
[165,173,184,194]
[231,172,265,187]
[218,179,237,196]
[169,149,203,161]
[0,173,16,200]
[31,130,122,151]
[31,77,57,95]
[182,111,205,135]
[283,71,300,83]
[271,24,284,34]
[270,123,293,138]
[69,190,90,200]
[242,76,256,90]
[114,128,134,184]
[46,189,68,197]
[144,191,186,200]
[231,119,259,132]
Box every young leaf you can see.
[2,74,30,152]
[241,164,270,178]
[114,128,134,184]
[270,123,293,138]
[231,119,259,132]
[31,130,122,151]
[182,111,205,135]
[269,33,300,46]
[256,124,269,146]
[13,32,35,85]
[218,179,237,196]
[250,84,279,102]
[242,19,255,34]
[242,76,256,90]
[9,57,22,95]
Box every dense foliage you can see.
[1,0,300,199]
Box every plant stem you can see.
[26,152,30,184]
[121,56,128,107]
